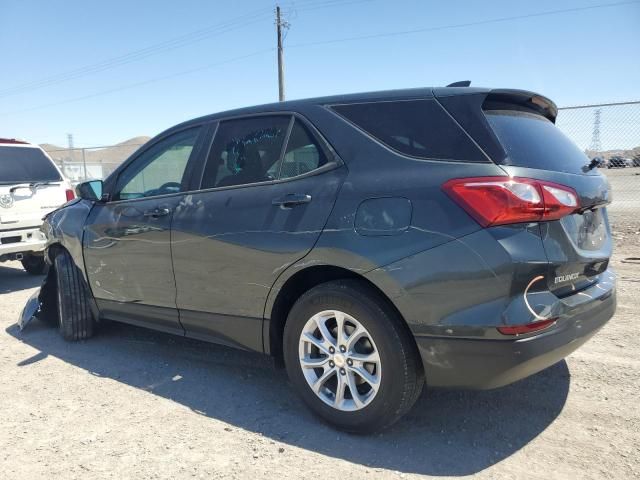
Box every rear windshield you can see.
[0,146,61,184]
[331,100,487,162]
[485,110,591,174]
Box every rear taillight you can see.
[497,318,556,335]
[442,177,579,227]
[65,189,75,201]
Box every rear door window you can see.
[485,110,592,174]
[279,119,329,179]
[0,146,61,183]
[331,99,486,162]
[201,116,291,189]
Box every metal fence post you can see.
[82,148,87,181]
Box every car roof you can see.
[167,85,555,134]
[172,86,492,128]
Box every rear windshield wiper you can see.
[584,158,603,172]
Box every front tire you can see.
[53,250,96,341]
[21,254,47,275]
[283,280,424,433]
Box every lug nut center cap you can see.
[333,353,346,368]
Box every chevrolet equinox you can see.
[30,86,616,432]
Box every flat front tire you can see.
[283,279,424,433]
[53,250,96,341]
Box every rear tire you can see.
[21,254,47,275]
[53,249,96,341]
[283,279,424,433]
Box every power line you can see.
[0,0,366,99]
[0,48,275,116]
[0,8,273,99]
[3,0,635,115]
[288,0,640,49]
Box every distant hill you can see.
[41,136,151,167]
[586,146,640,161]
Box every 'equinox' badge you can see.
[555,272,580,284]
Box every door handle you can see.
[272,194,312,208]
[143,207,171,218]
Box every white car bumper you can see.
[0,227,47,259]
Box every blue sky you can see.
[1,0,638,147]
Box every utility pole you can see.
[275,5,288,102]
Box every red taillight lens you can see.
[442,177,579,227]
[497,318,556,335]
[65,189,75,201]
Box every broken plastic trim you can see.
[18,289,41,330]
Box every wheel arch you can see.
[265,264,416,366]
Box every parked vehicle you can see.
[0,138,75,273]
[27,87,616,432]
[632,155,640,167]
[607,156,628,168]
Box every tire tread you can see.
[54,249,95,341]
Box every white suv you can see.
[0,138,75,274]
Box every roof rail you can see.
[0,138,30,145]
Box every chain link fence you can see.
[43,101,639,223]
[557,101,640,222]
[45,143,145,184]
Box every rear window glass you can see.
[0,146,61,184]
[485,110,591,174]
[331,100,486,162]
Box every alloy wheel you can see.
[298,310,382,411]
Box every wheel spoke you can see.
[334,372,346,407]
[300,355,329,369]
[345,371,364,409]
[334,311,346,347]
[314,314,337,348]
[350,365,380,391]
[350,350,380,364]
[302,332,331,356]
[345,326,367,352]
[312,367,335,393]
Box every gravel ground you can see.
[1,217,639,480]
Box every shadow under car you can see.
[8,318,570,476]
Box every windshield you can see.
[0,146,62,184]
[485,110,593,174]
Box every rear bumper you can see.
[415,277,616,389]
[0,227,47,259]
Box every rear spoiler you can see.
[482,89,558,123]
[434,87,559,164]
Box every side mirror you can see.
[75,180,104,202]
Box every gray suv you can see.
[29,86,616,432]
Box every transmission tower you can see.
[67,133,74,150]
[590,109,601,153]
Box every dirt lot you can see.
[1,216,639,480]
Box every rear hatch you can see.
[486,93,612,296]
[439,89,612,296]
[0,145,69,231]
